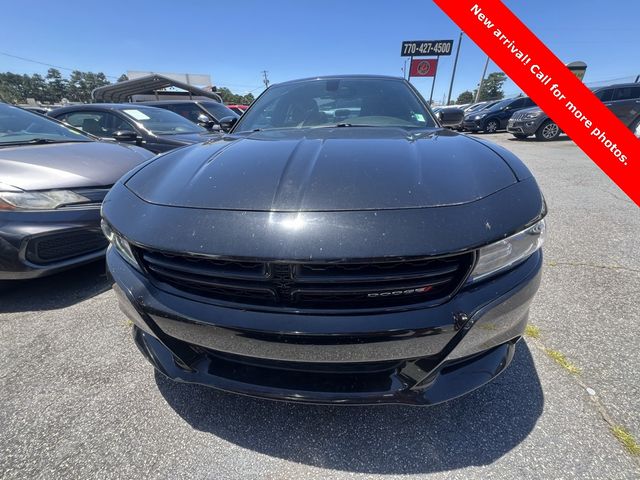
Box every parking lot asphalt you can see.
[1,132,639,479]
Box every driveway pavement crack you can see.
[525,329,640,467]
[545,261,640,274]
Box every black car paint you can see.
[139,100,239,130]
[48,104,220,153]
[463,97,536,132]
[103,75,545,405]
[126,128,521,211]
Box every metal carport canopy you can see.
[92,74,223,103]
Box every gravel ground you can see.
[1,132,638,479]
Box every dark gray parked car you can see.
[463,97,536,133]
[508,82,640,141]
[49,104,219,153]
[432,106,465,129]
[139,100,239,131]
[506,106,561,141]
[0,103,153,279]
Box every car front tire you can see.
[484,119,499,133]
[535,120,560,141]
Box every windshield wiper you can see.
[0,138,84,146]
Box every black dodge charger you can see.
[102,75,546,405]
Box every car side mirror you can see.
[435,109,464,128]
[196,114,216,129]
[112,130,138,142]
[219,116,238,132]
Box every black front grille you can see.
[137,249,474,311]
[25,229,108,264]
[204,348,405,393]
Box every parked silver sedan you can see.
[0,103,154,279]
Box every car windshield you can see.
[200,102,238,120]
[466,102,491,112]
[121,107,206,135]
[485,99,513,111]
[479,101,500,111]
[234,77,437,132]
[0,104,91,146]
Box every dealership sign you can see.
[410,59,438,77]
[401,40,454,56]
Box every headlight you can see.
[474,113,487,120]
[523,111,543,119]
[0,190,90,211]
[469,219,546,282]
[101,219,139,269]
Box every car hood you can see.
[158,132,219,145]
[126,127,519,211]
[518,106,543,115]
[0,141,153,191]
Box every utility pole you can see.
[475,55,490,103]
[261,70,270,88]
[402,59,409,80]
[446,31,463,105]
[428,58,439,105]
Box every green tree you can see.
[475,72,507,101]
[216,87,254,105]
[26,74,47,101]
[67,70,109,102]
[242,93,255,105]
[456,90,474,105]
[45,68,68,102]
[0,72,25,102]
[117,73,129,82]
[1,69,112,103]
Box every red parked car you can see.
[225,104,249,115]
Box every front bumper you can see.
[462,119,483,131]
[108,246,543,405]
[507,119,540,135]
[0,207,107,280]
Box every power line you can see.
[0,50,120,79]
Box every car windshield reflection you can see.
[235,77,437,132]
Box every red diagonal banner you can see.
[434,0,640,206]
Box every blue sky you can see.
[1,0,638,103]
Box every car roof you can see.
[139,100,221,105]
[593,82,640,90]
[49,103,164,113]
[273,74,405,87]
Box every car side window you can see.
[612,86,640,101]
[165,104,211,123]
[523,98,535,107]
[594,89,614,102]
[61,111,132,137]
[508,99,525,109]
